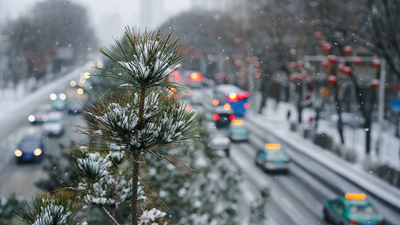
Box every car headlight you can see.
[33,148,42,156]
[50,93,57,100]
[28,115,35,122]
[15,150,23,157]
[59,93,66,100]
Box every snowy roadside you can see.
[0,65,94,139]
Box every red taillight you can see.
[348,220,359,225]
[229,115,235,120]
[190,72,203,81]
[214,114,220,120]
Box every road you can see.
[0,87,88,199]
[198,86,400,225]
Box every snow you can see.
[33,204,71,225]
[138,208,167,225]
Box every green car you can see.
[254,143,290,173]
[225,120,248,142]
[323,193,385,225]
[50,92,67,110]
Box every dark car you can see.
[14,134,45,163]
[68,100,84,114]
[214,106,234,129]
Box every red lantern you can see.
[343,46,352,56]
[314,32,321,39]
[234,60,241,67]
[289,61,297,70]
[301,71,309,80]
[289,73,298,82]
[254,61,261,68]
[321,60,330,69]
[297,60,304,69]
[246,57,251,63]
[321,41,332,55]
[328,55,337,63]
[327,75,337,85]
[337,62,345,72]
[289,49,297,57]
[353,57,362,68]
[342,66,352,76]
[372,59,381,70]
[370,79,379,90]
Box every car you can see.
[214,106,235,129]
[42,112,64,136]
[50,92,67,110]
[208,132,231,157]
[14,134,45,163]
[323,193,385,225]
[255,143,290,173]
[225,119,248,142]
[68,100,85,114]
[28,104,52,124]
[328,113,365,128]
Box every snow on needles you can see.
[33,204,71,225]
[117,42,182,85]
[94,92,197,153]
[75,149,146,208]
[138,208,167,225]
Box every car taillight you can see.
[214,114,220,120]
[229,115,235,120]
[348,220,359,225]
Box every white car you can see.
[208,132,231,157]
[42,112,64,136]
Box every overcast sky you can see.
[0,0,193,45]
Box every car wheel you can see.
[323,207,330,222]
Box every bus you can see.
[213,84,250,116]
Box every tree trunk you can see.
[131,153,139,225]
[333,82,345,145]
[132,86,146,225]
[258,75,269,114]
[365,117,372,155]
[296,82,303,124]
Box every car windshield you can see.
[267,150,286,158]
[349,205,377,215]
[21,140,39,148]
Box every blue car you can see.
[14,134,45,163]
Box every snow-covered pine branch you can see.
[16,190,82,225]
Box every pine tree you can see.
[77,28,200,225]
[17,28,200,225]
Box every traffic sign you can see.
[391,99,400,112]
